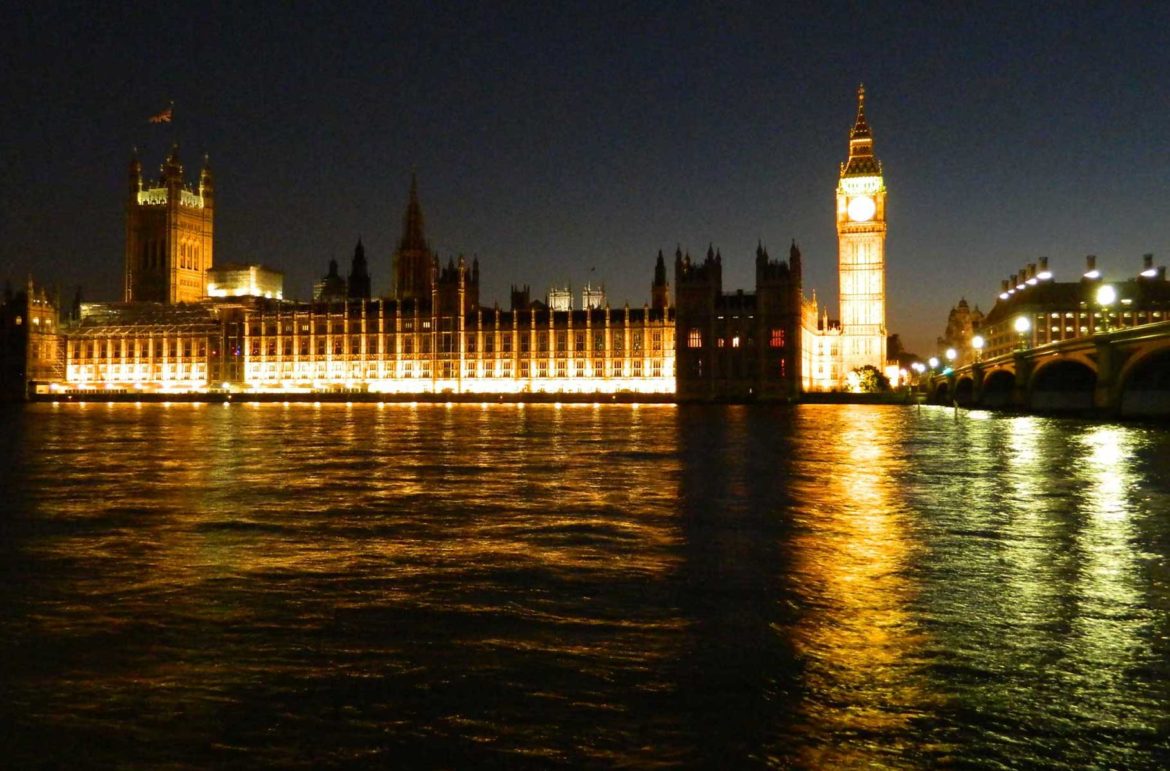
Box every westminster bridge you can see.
[927,320,1170,418]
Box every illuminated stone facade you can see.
[207,263,284,300]
[57,298,675,396]
[124,145,214,304]
[52,180,676,397]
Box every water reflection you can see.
[2,403,1170,767]
[785,406,934,767]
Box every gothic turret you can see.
[128,149,142,197]
[651,250,669,309]
[162,143,184,190]
[199,154,214,209]
[347,238,371,300]
[315,257,346,302]
[392,174,435,302]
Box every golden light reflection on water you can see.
[7,403,1170,767]
[1068,425,1149,716]
[787,406,933,767]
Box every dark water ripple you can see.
[2,402,1170,767]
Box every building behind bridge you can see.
[976,254,1170,359]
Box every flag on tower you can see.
[148,102,173,124]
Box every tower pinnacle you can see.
[842,83,880,177]
[850,83,870,140]
[400,172,427,252]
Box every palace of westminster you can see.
[1,89,893,400]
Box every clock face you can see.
[847,195,876,222]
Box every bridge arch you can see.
[980,368,1015,408]
[1030,358,1096,412]
[932,379,950,404]
[954,376,975,406]
[1117,344,1170,418]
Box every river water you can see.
[2,402,1169,768]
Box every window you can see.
[688,329,702,348]
[770,329,785,348]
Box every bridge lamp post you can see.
[1095,284,1116,333]
[1014,315,1031,350]
[971,335,985,363]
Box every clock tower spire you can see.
[836,84,888,383]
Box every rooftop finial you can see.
[850,83,871,140]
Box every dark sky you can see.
[3,2,1167,354]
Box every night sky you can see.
[3,2,1167,354]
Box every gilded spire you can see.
[842,84,881,177]
[850,83,871,140]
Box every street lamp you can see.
[1014,315,1031,350]
[1096,284,1116,332]
[971,335,985,362]
[928,356,939,370]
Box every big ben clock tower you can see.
[836,84,887,380]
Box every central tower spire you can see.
[842,84,881,177]
[392,173,435,302]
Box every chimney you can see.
[1084,255,1100,280]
